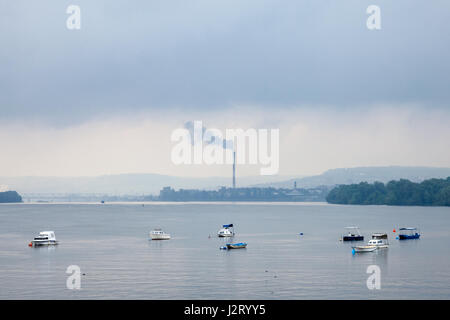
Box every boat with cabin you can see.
[218,224,235,237]
[352,233,389,253]
[31,231,58,246]
[398,227,420,240]
[341,226,364,241]
[149,228,171,240]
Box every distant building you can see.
[157,185,331,202]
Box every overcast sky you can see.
[1,1,449,177]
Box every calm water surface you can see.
[0,202,449,299]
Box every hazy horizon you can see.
[1,164,450,179]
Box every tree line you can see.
[0,191,23,203]
[326,177,450,206]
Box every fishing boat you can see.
[30,231,58,246]
[149,228,171,240]
[217,224,235,237]
[341,226,364,241]
[352,233,389,253]
[398,227,420,240]
[226,242,247,249]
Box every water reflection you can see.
[352,248,389,267]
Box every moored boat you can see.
[225,242,247,249]
[31,231,58,246]
[150,228,171,240]
[398,227,420,240]
[352,233,389,253]
[352,245,377,253]
[218,224,235,237]
[370,233,389,247]
[341,226,364,241]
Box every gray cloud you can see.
[1,0,450,125]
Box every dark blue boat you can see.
[398,227,420,240]
[226,242,247,249]
[342,226,364,241]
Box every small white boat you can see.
[352,233,389,253]
[30,231,58,246]
[352,245,377,253]
[149,228,171,240]
[217,224,234,237]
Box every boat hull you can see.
[352,245,377,252]
[226,243,247,249]
[150,234,171,240]
[353,244,389,253]
[399,234,420,240]
[343,235,364,241]
[32,240,58,246]
[218,234,233,237]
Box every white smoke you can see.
[183,121,234,150]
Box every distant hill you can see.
[0,191,22,203]
[2,166,449,196]
[253,166,450,189]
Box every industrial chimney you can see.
[232,151,236,188]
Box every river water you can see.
[0,202,449,299]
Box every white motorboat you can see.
[369,233,389,247]
[352,245,377,253]
[30,231,58,246]
[217,224,234,237]
[352,233,389,253]
[150,228,171,240]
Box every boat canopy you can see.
[344,226,361,230]
[223,224,233,228]
[372,233,388,239]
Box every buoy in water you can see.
[28,242,33,247]
[393,228,396,233]
[299,232,303,236]
[352,248,356,255]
